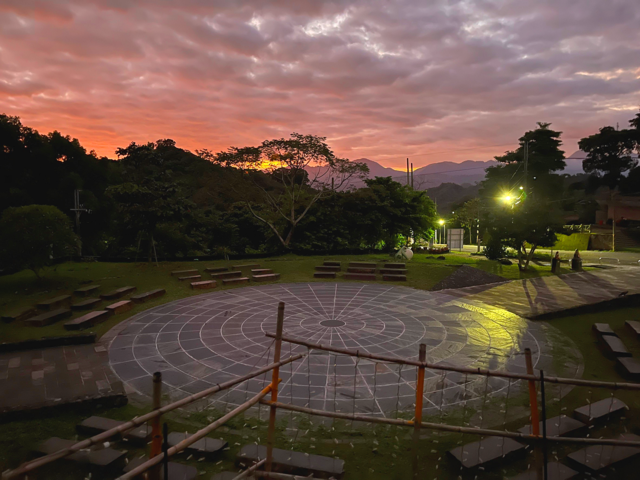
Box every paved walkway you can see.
[444,266,640,318]
[461,245,640,265]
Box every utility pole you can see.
[70,189,89,256]
[410,162,414,189]
[524,140,529,196]
[406,158,410,187]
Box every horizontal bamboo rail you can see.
[119,385,273,479]
[2,354,304,480]
[255,472,314,479]
[233,458,266,479]
[269,333,640,390]
[261,400,640,448]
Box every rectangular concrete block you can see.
[238,445,344,478]
[37,295,72,311]
[314,272,337,279]
[26,308,72,327]
[448,437,526,469]
[106,300,133,315]
[71,298,102,311]
[77,416,152,444]
[130,288,166,303]
[251,273,280,282]
[517,415,586,437]
[592,323,616,336]
[625,320,640,338]
[508,462,578,480]
[251,268,273,274]
[124,457,198,479]
[167,432,227,457]
[383,274,407,281]
[171,269,198,277]
[35,437,126,468]
[348,262,376,268]
[205,266,229,273]
[74,285,100,297]
[617,357,640,380]
[601,335,631,357]
[191,280,217,290]
[344,273,376,281]
[100,286,136,300]
[384,263,406,268]
[222,277,249,286]
[566,433,640,472]
[347,267,376,274]
[210,270,242,279]
[323,261,341,267]
[379,268,407,274]
[316,265,341,272]
[231,263,260,269]
[1,306,37,323]
[64,310,111,330]
[574,397,627,424]
[178,274,202,281]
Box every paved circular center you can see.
[320,319,346,327]
[107,283,581,415]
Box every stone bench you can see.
[314,272,336,279]
[35,437,125,469]
[347,267,376,274]
[316,265,341,272]
[566,433,640,472]
[592,323,616,336]
[252,273,280,282]
[448,437,526,469]
[517,415,586,437]
[379,268,407,274]
[74,285,100,297]
[191,280,217,290]
[600,335,631,357]
[77,416,152,444]
[617,357,640,380]
[131,288,166,303]
[100,286,136,300]
[344,273,376,281]
[171,269,198,277]
[26,308,72,327]
[167,432,227,457]
[71,298,102,311]
[383,274,407,281]
[232,263,260,269]
[348,262,376,269]
[508,462,578,480]
[573,397,627,424]
[384,263,405,268]
[64,310,111,330]
[323,261,341,267]
[178,274,202,281]
[124,457,198,480]
[205,266,229,273]
[626,320,640,338]
[251,268,273,274]
[1,306,37,323]
[211,473,237,480]
[106,300,133,315]
[238,445,344,479]
[223,277,250,286]
[37,295,72,311]
[210,271,242,279]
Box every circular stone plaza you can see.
[106,283,582,416]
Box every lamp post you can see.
[438,219,445,246]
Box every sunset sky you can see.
[1,0,639,168]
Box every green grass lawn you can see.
[0,253,576,344]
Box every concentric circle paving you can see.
[107,283,582,416]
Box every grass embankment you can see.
[552,233,591,251]
[0,253,572,344]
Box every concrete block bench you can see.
[347,267,376,274]
[71,298,102,311]
[508,462,578,480]
[211,473,238,480]
[35,437,125,469]
[625,320,640,338]
[323,261,341,267]
[252,273,280,282]
[316,265,341,272]
[171,269,198,277]
[384,263,405,268]
[448,437,526,469]
[124,457,198,479]
[617,357,640,380]
[74,285,100,297]
[77,416,152,444]
[314,272,337,279]
[251,268,273,274]
[379,268,407,274]
[573,397,627,424]
[167,432,227,457]
[191,280,217,290]
[383,274,407,281]
[100,286,136,300]
[26,308,72,327]
[205,266,229,273]
[37,295,72,311]
[238,445,344,479]
[566,433,640,472]
[1,306,37,323]
[131,288,166,303]
[517,415,586,437]
[106,300,133,315]
[223,277,250,286]
[601,335,631,357]
[348,262,376,269]
[64,310,111,330]
[344,273,376,281]
[592,323,616,336]
[232,263,260,269]
[178,274,202,281]
[210,271,242,279]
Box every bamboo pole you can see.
[266,302,285,472]
[412,344,426,478]
[261,400,640,447]
[255,473,314,480]
[267,333,640,390]
[118,385,274,480]
[2,354,304,480]
[525,348,542,480]
[149,372,163,480]
[231,459,266,479]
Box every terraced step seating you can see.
[626,320,640,338]
[37,295,72,311]
[131,288,166,303]
[205,266,229,273]
[26,308,72,327]
[74,285,100,297]
[252,273,280,282]
[517,415,586,437]
[35,437,126,469]
[382,274,407,281]
[384,262,405,269]
[601,335,631,357]
[593,323,616,336]
[251,268,273,274]
[323,261,341,267]
[238,445,345,479]
[100,286,136,300]
[508,462,578,480]
[71,298,102,311]
[347,267,376,274]
[64,310,111,330]
[379,268,407,274]
[77,416,152,444]
[573,397,627,424]
[106,300,133,315]
[344,273,376,281]
[314,272,336,279]
[167,432,227,457]
[617,356,640,379]
[171,268,198,277]
[178,274,201,281]
[124,457,198,479]
[448,437,526,469]
[348,261,376,269]
[191,280,217,290]
[566,433,640,472]
[232,263,260,269]
[1,306,37,323]
[316,265,341,272]
[222,277,249,286]
[210,270,242,279]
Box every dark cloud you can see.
[0,0,638,167]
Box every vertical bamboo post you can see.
[540,371,548,480]
[149,372,163,480]
[412,344,427,479]
[162,423,169,480]
[525,348,542,480]
[266,302,285,472]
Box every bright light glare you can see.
[438,219,445,225]
[502,195,512,202]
